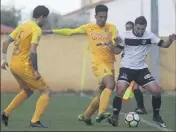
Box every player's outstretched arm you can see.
[43,24,87,36]
[1,36,14,70]
[110,45,123,55]
[158,34,176,48]
[108,36,123,55]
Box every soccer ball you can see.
[125,112,140,127]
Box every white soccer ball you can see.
[125,112,140,127]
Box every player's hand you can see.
[34,71,41,80]
[107,40,114,47]
[1,61,8,70]
[114,36,122,45]
[42,30,53,34]
[169,34,176,43]
[103,40,114,47]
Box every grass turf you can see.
[1,92,175,131]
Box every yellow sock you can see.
[31,94,50,123]
[84,96,99,120]
[98,88,112,115]
[4,90,28,116]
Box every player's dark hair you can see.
[95,4,108,14]
[33,5,49,19]
[135,16,147,25]
[126,21,134,27]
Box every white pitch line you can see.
[81,93,173,132]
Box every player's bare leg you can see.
[96,75,115,123]
[1,89,33,127]
[144,82,166,128]
[30,88,52,128]
[108,81,129,127]
[133,82,147,114]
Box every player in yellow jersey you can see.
[1,6,51,128]
[44,4,118,125]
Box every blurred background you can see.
[1,0,176,34]
[1,0,176,131]
[1,0,176,92]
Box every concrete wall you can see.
[160,39,176,91]
[1,35,175,93]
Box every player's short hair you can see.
[33,5,49,19]
[126,21,134,27]
[95,4,108,14]
[135,16,147,25]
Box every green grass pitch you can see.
[1,92,175,131]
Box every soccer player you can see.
[44,4,118,125]
[125,21,134,31]
[1,6,51,128]
[108,16,176,127]
[125,21,147,114]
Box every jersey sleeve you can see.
[111,25,118,44]
[8,27,19,40]
[150,32,162,45]
[116,32,126,49]
[52,24,88,35]
[31,29,42,45]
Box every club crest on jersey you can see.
[142,39,147,45]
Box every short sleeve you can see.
[116,32,126,49]
[31,29,42,45]
[111,24,118,44]
[9,27,19,40]
[150,32,161,44]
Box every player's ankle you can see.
[84,117,91,121]
[153,112,160,117]
[31,119,40,123]
[138,105,145,109]
[98,111,105,115]
[3,111,9,117]
[83,114,90,120]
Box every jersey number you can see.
[13,30,23,56]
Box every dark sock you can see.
[152,95,161,116]
[112,96,122,116]
[134,89,144,108]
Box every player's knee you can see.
[133,82,139,90]
[146,82,161,96]
[99,85,105,92]
[152,88,161,97]
[103,75,115,90]
[40,88,52,97]
[116,81,128,97]
[106,81,115,91]
[23,89,34,97]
